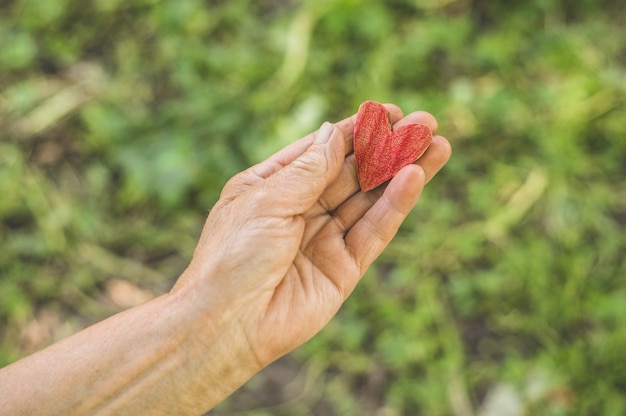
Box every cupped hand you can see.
[172,104,451,368]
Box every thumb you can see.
[259,122,345,217]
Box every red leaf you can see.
[354,101,432,192]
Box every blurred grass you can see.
[1,0,625,414]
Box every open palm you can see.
[173,104,451,367]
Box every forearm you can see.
[0,289,261,415]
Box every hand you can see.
[0,104,450,416]
[172,104,451,367]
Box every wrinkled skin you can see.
[172,103,451,367]
[0,104,451,415]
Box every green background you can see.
[1,0,625,414]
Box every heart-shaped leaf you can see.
[354,101,432,192]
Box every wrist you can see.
[168,269,267,410]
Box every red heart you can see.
[353,101,432,192]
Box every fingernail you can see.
[315,122,334,144]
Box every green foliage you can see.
[1,0,625,414]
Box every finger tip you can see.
[415,111,439,133]
[392,110,439,134]
[405,163,427,184]
[390,164,426,192]
[381,103,404,122]
[433,135,452,162]
[383,165,425,213]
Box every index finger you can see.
[221,103,404,199]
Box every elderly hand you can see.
[173,103,451,370]
[0,104,450,416]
